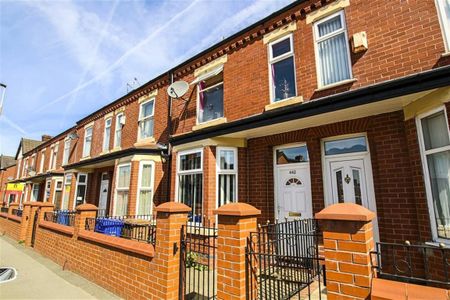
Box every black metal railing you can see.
[0,207,8,214]
[371,241,450,288]
[44,210,76,227]
[85,215,156,245]
[179,221,217,300]
[11,208,23,217]
[246,219,325,300]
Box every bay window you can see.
[268,34,297,102]
[31,184,40,202]
[74,173,88,208]
[114,113,124,148]
[103,118,112,152]
[53,179,63,209]
[138,99,155,140]
[177,149,203,222]
[83,127,92,158]
[61,174,72,210]
[314,11,352,87]
[217,147,238,207]
[417,107,450,241]
[114,164,130,216]
[436,0,450,52]
[195,68,224,124]
[137,161,154,215]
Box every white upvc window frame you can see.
[63,138,70,165]
[22,158,28,178]
[31,183,40,202]
[61,173,73,210]
[196,73,224,125]
[313,10,353,88]
[52,178,63,205]
[416,105,450,243]
[268,33,297,103]
[44,178,51,202]
[83,126,93,158]
[135,160,155,215]
[216,147,238,208]
[138,98,155,141]
[39,149,46,173]
[30,154,36,172]
[436,0,450,53]
[16,159,21,179]
[113,163,131,216]
[114,113,124,148]
[73,173,88,209]
[176,148,204,223]
[103,117,112,152]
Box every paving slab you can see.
[0,235,121,299]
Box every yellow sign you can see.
[6,183,24,192]
[65,186,71,193]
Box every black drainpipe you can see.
[166,71,174,202]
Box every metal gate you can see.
[179,222,217,300]
[246,219,325,300]
[30,210,39,247]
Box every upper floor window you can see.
[417,107,450,241]
[103,118,112,152]
[217,147,238,207]
[436,0,450,52]
[314,11,352,87]
[195,68,224,124]
[30,154,36,173]
[39,150,45,173]
[22,158,28,177]
[138,99,154,140]
[49,145,58,170]
[114,113,124,148]
[83,126,93,157]
[269,34,297,102]
[63,139,70,165]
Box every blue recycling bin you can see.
[94,218,124,237]
[56,210,70,226]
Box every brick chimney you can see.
[41,135,52,142]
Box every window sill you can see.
[99,150,109,156]
[193,117,227,131]
[134,137,156,147]
[314,78,357,92]
[425,241,450,248]
[441,52,450,58]
[265,96,304,111]
[80,156,91,161]
[110,147,121,153]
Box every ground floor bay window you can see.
[136,161,154,215]
[217,147,237,207]
[177,149,203,222]
[417,106,450,241]
[74,173,88,208]
[114,163,131,216]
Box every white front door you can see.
[323,135,379,241]
[274,144,313,221]
[98,179,109,212]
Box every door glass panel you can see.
[335,170,344,203]
[276,146,309,164]
[352,169,362,205]
[325,136,367,155]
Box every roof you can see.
[15,138,44,159]
[0,155,16,170]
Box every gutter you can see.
[170,65,450,145]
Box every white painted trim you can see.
[137,98,155,141]
[62,138,71,166]
[73,173,88,209]
[416,105,450,243]
[61,173,73,210]
[52,178,63,205]
[113,113,124,149]
[102,117,112,153]
[113,163,131,216]
[267,33,298,103]
[273,143,311,221]
[216,147,238,209]
[82,126,93,158]
[313,10,353,89]
[135,160,156,215]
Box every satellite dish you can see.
[167,81,189,99]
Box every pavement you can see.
[0,235,121,300]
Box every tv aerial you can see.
[167,81,189,102]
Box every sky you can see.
[0,0,293,157]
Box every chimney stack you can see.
[41,135,52,142]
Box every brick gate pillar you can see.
[19,202,32,242]
[315,203,376,300]
[214,203,261,300]
[74,204,98,238]
[154,202,191,300]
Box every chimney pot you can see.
[41,135,52,142]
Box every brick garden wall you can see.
[0,215,22,241]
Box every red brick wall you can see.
[169,0,450,136]
[0,216,22,241]
[0,165,17,204]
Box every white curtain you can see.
[138,164,153,215]
[317,16,350,86]
[116,191,128,216]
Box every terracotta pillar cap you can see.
[214,203,261,217]
[315,203,375,221]
[22,201,33,206]
[32,202,54,208]
[155,202,191,213]
[76,203,98,211]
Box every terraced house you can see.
[1,0,450,298]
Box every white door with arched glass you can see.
[323,135,379,241]
[274,144,313,221]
